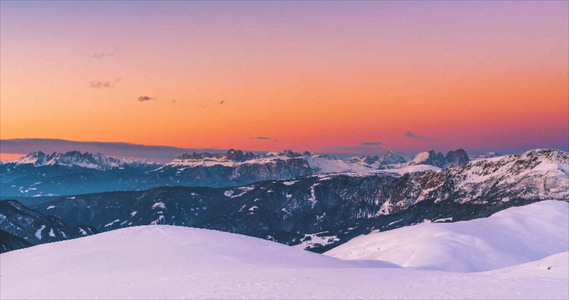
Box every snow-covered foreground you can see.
[326,200,569,272]
[2,223,568,299]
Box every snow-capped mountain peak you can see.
[407,149,469,168]
[167,149,309,167]
[13,151,155,170]
[472,151,503,160]
[408,150,447,167]
[378,151,411,166]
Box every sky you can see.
[1,1,568,156]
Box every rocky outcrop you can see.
[408,149,470,168]
[445,149,470,168]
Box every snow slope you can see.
[326,200,569,272]
[1,224,568,299]
[484,251,569,279]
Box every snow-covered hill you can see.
[326,200,569,272]
[483,251,569,279]
[1,225,567,299]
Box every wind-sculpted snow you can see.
[326,201,569,272]
[1,226,567,299]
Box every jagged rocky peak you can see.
[473,152,502,160]
[464,149,567,175]
[16,150,48,165]
[280,149,302,158]
[265,149,305,158]
[378,151,411,165]
[10,151,157,171]
[409,150,447,167]
[176,149,257,162]
[523,148,567,161]
[445,149,470,168]
[347,155,380,165]
[224,149,256,161]
[177,152,218,160]
[14,151,123,170]
[515,149,569,174]
[408,149,470,168]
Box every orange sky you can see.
[1,1,567,155]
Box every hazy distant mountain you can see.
[472,152,502,160]
[0,151,161,197]
[0,138,226,163]
[2,148,468,197]
[13,150,155,170]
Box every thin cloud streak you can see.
[90,81,114,89]
[138,96,156,102]
[330,145,383,152]
[93,52,115,59]
[405,131,434,141]
[361,141,382,146]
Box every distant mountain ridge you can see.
[0,138,226,163]
[1,148,471,197]
[14,150,156,170]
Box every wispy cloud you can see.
[331,140,385,153]
[90,78,121,89]
[93,52,115,59]
[138,96,156,102]
[249,137,280,142]
[405,131,434,141]
[90,81,114,88]
[330,146,376,152]
[361,141,382,146]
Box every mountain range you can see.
[2,148,566,253]
[0,148,470,197]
